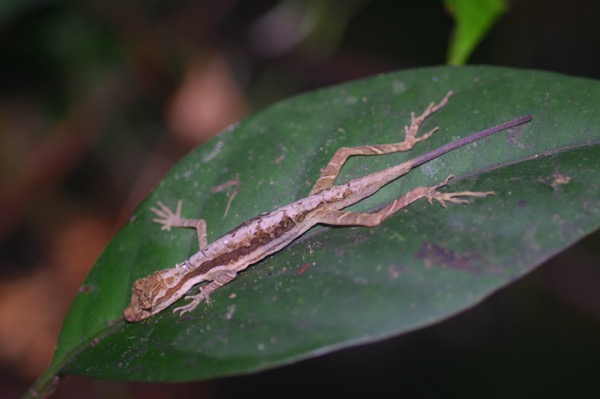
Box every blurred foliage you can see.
[444,0,508,65]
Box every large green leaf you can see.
[28,66,600,397]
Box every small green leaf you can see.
[445,0,508,65]
[28,66,600,397]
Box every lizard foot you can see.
[173,289,211,316]
[427,189,495,208]
[151,200,184,231]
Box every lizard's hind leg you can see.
[309,91,453,196]
[315,175,494,227]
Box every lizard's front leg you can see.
[172,270,237,316]
[151,200,208,250]
[315,175,494,227]
[309,91,453,195]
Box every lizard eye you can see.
[132,278,155,310]
[139,291,153,309]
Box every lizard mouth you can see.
[123,291,153,322]
[124,304,152,322]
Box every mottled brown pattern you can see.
[198,214,297,275]
[160,214,299,301]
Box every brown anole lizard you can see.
[124,91,532,322]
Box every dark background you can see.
[1,0,599,397]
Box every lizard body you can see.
[124,92,532,322]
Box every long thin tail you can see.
[407,114,533,169]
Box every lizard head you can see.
[123,268,187,322]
